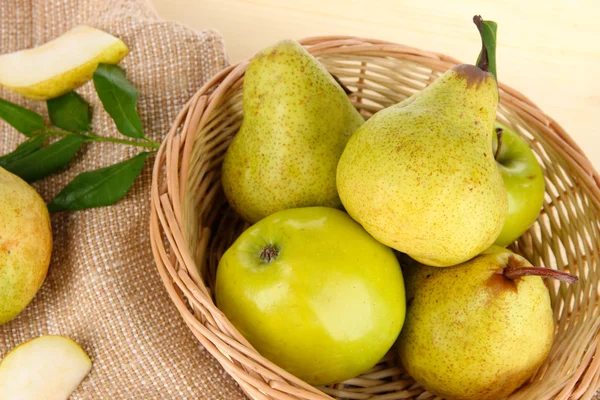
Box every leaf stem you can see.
[38,129,161,149]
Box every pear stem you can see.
[473,15,489,72]
[330,72,353,95]
[494,127,504,160]
[259,244,279,264]
[504,266,579,284]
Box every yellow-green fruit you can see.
[216,207,405,385]
[0,25,129,100]
[222,40,364,223]
[337,64,507,267]
[398,247,554,400]
[0,167,52,325]
[0,335,92,400]
[493,123,545,246]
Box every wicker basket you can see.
[149,36,600,400]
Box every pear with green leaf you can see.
[0,167,52,325]
[222,40,364,223]
[337,17,506,267]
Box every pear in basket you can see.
[397,246,578,400]
[337,17,508,267]
[222,40,364,223]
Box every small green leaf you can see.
[5,135,85,182]
[0,135,46,169]
[0,99,45,136]
[48,152,150,212]
[475,17,498,82]
[47,92,91,131]
[93,64,144,139]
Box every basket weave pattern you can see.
[150,37,600,400]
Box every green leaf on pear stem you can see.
[474,16,498,83]
[0,135,46,169]
[3,134,85,182]
[47,91,91,132]
[48,151,151,212]
[0,98,45,136]
[93,63,145,139]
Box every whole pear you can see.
[0,167,52,325]
[222,40,364,223]
[397,247,558,400]
[337,63,507,267]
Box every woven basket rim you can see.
[150,36,600,400]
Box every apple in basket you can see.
[492,123,546,246]
[215,207,406,385]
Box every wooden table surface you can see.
[149,0,600,169]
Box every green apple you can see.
[493,123,545,246]
[215,207,406,386]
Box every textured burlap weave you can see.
[0,0,245,398]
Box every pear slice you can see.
[0,25,129,100]
[0,335,92,400]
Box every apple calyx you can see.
[503,256,578,284]
[473,15,489,73]
[260,244,279,264]
[494,127,504,160]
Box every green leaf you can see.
[4,135,85,182]
[0,135,46,169]
[48,152,150,212]
[475,18,498,83]
[47,92,91,131]
[93,64,144,139]
[0,99,45,136]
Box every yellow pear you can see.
[222,40,364,223]
[0,25,128,100]
[337,62,507,267]
[0,167,52,325]
[397,247,577,400]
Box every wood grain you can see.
[149,0,600,169]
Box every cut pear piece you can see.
[0,335,92,400]
[0,25,129,100]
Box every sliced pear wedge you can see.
[0,25,129,100]
[0,335,92,400]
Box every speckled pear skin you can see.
[222,40,364,223]
[337,64,507,267]
[397,247,554,400]
[0,167,52,325]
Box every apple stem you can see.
[260,244,279,264]
[494,127,504,160]
[473,15,489,73]
[504,266,579,284]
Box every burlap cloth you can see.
[0,0,245,398]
